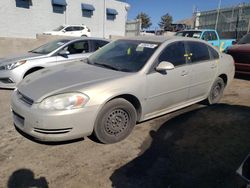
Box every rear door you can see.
[186,41,218,100]
[144,41,190,118]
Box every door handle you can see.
[181,70,188,76]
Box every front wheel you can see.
[93,98,137,144]
[207,77,225,105]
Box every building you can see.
[0,0,130,38]
[195,3,250,39]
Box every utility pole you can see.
[248,19,250,33]
[215,0,222,30]
[103,0,106,38]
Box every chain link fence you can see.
[195,3,250,39]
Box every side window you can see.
[158,42,186,67]
[64,41,89,54]
[73,27,80,31]
[92,40,109,51]
[79,27,85,31]
[210,31,218,40]
[208,46,219,60]
[187,42,210,63]
[202,32,212,41]
[64,27,74,32]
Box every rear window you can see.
[208,46,219,60]
[238,34,250,44]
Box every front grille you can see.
[33,128,72,134]
[17,90,34,106]
[228,51,250,65]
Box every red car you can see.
[227,33,250,75]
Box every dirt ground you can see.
[0,76,250,188]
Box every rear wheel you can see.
[207,77,225,105]
[93,98,137,144]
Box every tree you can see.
[136,12,152,30]
[158,13,173,30]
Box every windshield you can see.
[88,40,160,72]
[31,40,70,54]
[176,31,202,38]
[238,34,250,44]
[53,25,65,31]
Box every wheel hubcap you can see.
[105,109,129,136]
[212,84,221,101]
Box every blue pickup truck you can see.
[176,29,236,52]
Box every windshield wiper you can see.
[92,62,120,71]
[29,51,42,54]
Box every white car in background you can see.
[0,37,109,88]
[43,25,91,37]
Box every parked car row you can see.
[7,36,235,144]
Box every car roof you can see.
[63,37,110,43]
[63,24,86,27]
[120,36,172,43]
[178,29,216,32]
[118,35,206,44]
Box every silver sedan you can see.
[11,36,235,144]
[0,37,109,88]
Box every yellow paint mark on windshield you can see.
[127,48,132,55]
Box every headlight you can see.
[39,93,89,110]
[0,60,27,70]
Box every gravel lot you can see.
[0,76,250,188]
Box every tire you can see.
[207,77,225,105]
[81,35,87,37]
[93,98,137,144]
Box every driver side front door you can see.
[144,41,190,119]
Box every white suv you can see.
[43,25,91,37]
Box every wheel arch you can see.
[218,74,228,86]
[106,94,142,122]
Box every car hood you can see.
[0,52,45,66]
[227,44,250,53]
[18,61,129,102]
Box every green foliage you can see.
[136,12,152,29]
[158,13,173,30]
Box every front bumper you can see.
[11,90,99,142]
[0,70,21,89]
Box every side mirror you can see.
[155,61,175,73]
[236,154,250,183]
[62,30,66,33]
[58,50,70,58]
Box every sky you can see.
[123,0,249,29]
